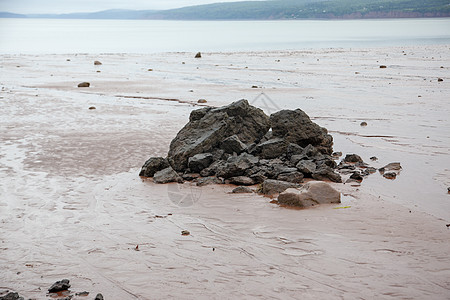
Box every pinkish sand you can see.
[0,45,449,299]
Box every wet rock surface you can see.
[139,99,397,189]
[48,279,71,293]
[278,182,341,207]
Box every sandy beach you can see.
[1,45,449,299]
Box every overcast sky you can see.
[0,0,262,14]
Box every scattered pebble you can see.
[48,279,71,293]
[181,230,190,236]
[383,172,397,180]
[232,186,253,193]
[75,291,89,296]
[77,82,90,88]
[251,85,258,88]
[370,156,378,161]
[332,151,342,157]
[148,68,153,71]
[197,99,207,104]
[438,78,443,82]
[94,61,102,65]
[379,65,387,68]
[95,293,104,300]
[195,52,202,58]
[88,106,96,110]
[360,121,368,126]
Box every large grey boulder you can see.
[168,99,270,171]
[261,179,302,195]
[278,182,341,207]
[154,167,183,184]
[139,157,169,177]
[270,109,333,154]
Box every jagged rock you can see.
[312,166,342,183]
[249,171,267,184]
[0,292,24,300]
[285,143,304,158]
[77,82,90,88]
[188,153,214,172]
[221,135,247,154]
[255,138,288,159]
[168,99,269,171]
[195,52,202,58]
[296,160,316,176]
[343,154,364,163]
[216,153,259,178]
[315,155,337,168]
[139,157,169,177]
[278,182,341,207]
[277,171,304,183]
[332,151,342,157]
[229,176,254,186]
[199,160,225,177]
[182,173,200,181]
[154,167,183,184]
[290,154,308,166]
[48,279,71,293]
[189,107,212,122]
[270,110,333,154]
[261,179,301,195]
[196,176,222,186]
[232,186,253,193]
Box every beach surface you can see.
[1,45,449,299]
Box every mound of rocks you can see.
[140,99,342,189]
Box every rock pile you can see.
[140,99,342,187]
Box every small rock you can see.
[77,82,90,88]
[66,59,71,61]
[277,171,304,183]
[195,52,202,58]
[88,106,96,110]
[94,293,104,300]
[188,153,214,173]
[48,279,71,293]
[383,172,397,180]
[153,167,184,184]
[0,292,24,300]
[350,171,363,181]
[139,157,169,177]
[229,176,254,186]
[182,173,200,181]
[196,176,222,186]
[232,186,253,193]
[380,65,387,68]
[181,230,190,236]
[261,179,301,195]
[312,166,342,183]
[343,154,364,163]
[148,68,153,71]
[197,99,207,103]
[75,291,89,296]
[221,135,247,154]
[362,167,377,176]
[360,121,368,126]
[278,182,341,207]
[438,78,443,82]
[296,160,316,176]
[332,152,342,157]
[94,61,102,65]
[251,85,258,88]
[380,162,402,171]
[447,187,450,194]
[370,156,378,161]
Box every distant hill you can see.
[1,0,449,20]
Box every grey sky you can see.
[0,0,262,14]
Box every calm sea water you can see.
[0,18,449,53]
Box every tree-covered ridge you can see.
[144,0,450,20]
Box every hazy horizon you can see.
[0,0,264,14]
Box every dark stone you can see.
[380,162,402,171]
[290,154,308,166]
[370,156,378,161]
[199,160,225,177]
[383,172,397,180]
[188,153,214,173]
[261,179,302,195]
[0,292,24,300]
[168,99,270,171]
[153,167,183,184]
[229,176,254,186]
[380,65,387,68]
[95,294,104,300]
[139,157,169,177]
[94,60,102,65]
[221,135,247,154]
[189,107,212,122]
[77,82,90,88]
[196,176,222,186]
[438,78,443,82]
[350,171,363,181]
[232,186,253,193]
[277,171,304,183]
[216,153,259,178]
[249,172,267,184]
[332,151,342,157]
[197,99,207,104]
[343,154,364,163]
[255,138,288,159]
[296,160,316,176]
[362,167,377,176]
[285,143,304,158]
[360,121,368,126]
[315,155,337,169]
[270,110,333,154]
[195,52,202,58]
[48,279,71,293]
[312,166,342,183]
[182,173,200,181]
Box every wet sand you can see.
[1,46,449,299]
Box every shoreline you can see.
[1,45,449,298]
